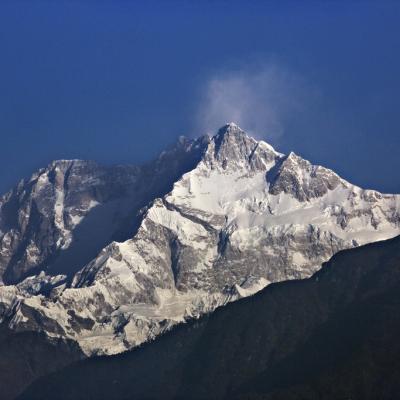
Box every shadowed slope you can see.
[0,135,208,284]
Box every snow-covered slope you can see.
[0,123,399,356]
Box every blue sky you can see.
[0,1,399,194]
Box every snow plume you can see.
[195,64,309,141]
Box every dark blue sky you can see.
[0,1,399,194]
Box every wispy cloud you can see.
[195,63,312,141]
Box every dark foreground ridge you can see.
[19,235,400,400]
[0,325,84,400]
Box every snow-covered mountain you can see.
[0,137,207,284]
[0,123,399,356]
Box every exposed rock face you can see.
[0,123,399,356]
[0,160,139,284]
[268,151,343,201]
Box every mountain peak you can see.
[213,123,280,156]
[213,123,254,152]
[215,122,247,140]
[203,123,278,171]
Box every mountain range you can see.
[0,123,399,398]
